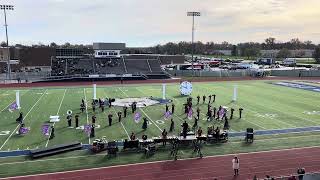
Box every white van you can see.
[283,58,296,65]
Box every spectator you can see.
[297,167,305,180]
[253,175,257,180]
[232,156,239,176]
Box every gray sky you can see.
[2,0,320,47]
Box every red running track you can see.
[4,146,320,180]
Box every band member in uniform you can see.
[101,103,105,112]
[117,112,122,122]
[132,102,137,113]
[16,112,23,124]
[193,117,198,130]
[98,98,102,108]
[169,118,174,132]
[90,124,95,138]
[197,95,200,105]
[171,103,175,114]
[230,108,235,119]
[130,132,136,140]
[91,115,96,124]
[213,107,217,119]
[92,102,96,113]
[67,114,72,127]
[207,108,213,121]
[142,117,148,130]
[165,104,169,112]
[182,121,189,138]
[196,107,201,120]
[213,94,216,103]
[208,95,212,104]
[162,129,168,146]
[82,99,85,105]
[142,134,147,140]
[49,126,55,139]
[184,104,188,114]
[80,103,85,113]
[224,117,229,130]
[217,106,222,120]
[75,114,79,128]
[202,95,206,104]
[108,114,113,126]
[197,127,203,137]
[239,108,243,119]
[124,106,128,118]
[207,104,211,115]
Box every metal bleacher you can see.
[94,58,126,74]
[124,58,153,74]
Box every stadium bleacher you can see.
[50,55,171,79]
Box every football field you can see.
[0,80,319,151]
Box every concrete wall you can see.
[270,70,320,77]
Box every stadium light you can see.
[187,11,201,76]
[0,5,14,80]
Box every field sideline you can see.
[0,80,319,151]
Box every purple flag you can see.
[218,108,226,119]
[84,124,92,135]
[164,111,172,119]
[8,101,18,112]
[187,108,193,120]
[134,112,141,123]
[19,127,30,135]
[42,124,50,136]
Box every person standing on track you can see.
[232,156,240,176]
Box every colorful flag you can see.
[164,111,172,120]
[84,124,92,135]
[19,127,30,135]
[8,101,18,112]
[134,112,141,123]
[41,124,50,136]
[218,108,225,119]
[187,108,193,120]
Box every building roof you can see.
[93,43,126,50]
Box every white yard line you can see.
[102,89,130,139]
[45,89,67,147]
[83,88,91,144]
[0,89,48,150]
[118,87,162,132]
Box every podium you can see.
[50,116,60,123]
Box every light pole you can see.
[187,11,200,76]
[0,5,14,80]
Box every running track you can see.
[4,146,320,180]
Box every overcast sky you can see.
[2,0,320,47]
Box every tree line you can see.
[1,37,320,63]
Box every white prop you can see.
[93,84,97,100]
[162,84,166,99]
[233,85,237,102]
[16,90,21,109]
[50,115,60,122]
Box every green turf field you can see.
[0,80,319,151]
